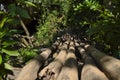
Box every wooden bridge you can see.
[16,33,120,80]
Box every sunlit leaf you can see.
[0,55,2,64]
[25,1,37,7]
[2,40,17,46]
[0,27,8,38]
[9,29,23,34]
[0,17,8,28]
[0,11,6,15]
[2,48,19,56]
[4,63,12,70]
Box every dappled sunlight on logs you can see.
[16,33,120,80]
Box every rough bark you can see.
[57,41,78,80]
[38,41,69,80]
[15,34,120,80]
[84,44,120,80]
[16,42,59,80]
[77,46,108,80]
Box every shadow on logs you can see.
[77,46,108,80]
[38,41,69,80]
[16,41,59,80]
[84,44,120,80]
[57,41,78,80]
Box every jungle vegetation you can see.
[0,0,120,79]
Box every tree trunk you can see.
[38,41,69,80]
[57,41,78,80]
[16,41,59,80]
[77,46,108,80]
[84,44,120,80]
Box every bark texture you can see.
[84,44,120,80]
[16,34,120,80]
[16,41,59,80]
[39,41,69,80]
[57,41,78,80]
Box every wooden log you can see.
[81,55,108,80]
[57,41,78,80]
[52,50,59,59]
[84,44,120,80]
[16,41,59,80]
[77,46,108,80]
[38,41,69,80]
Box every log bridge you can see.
[16,33,120,80]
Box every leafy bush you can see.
[73,0,120,56]
[0,1,36,78]
[19,47,37,63]
[36,11,60,46]
[0,10,20,79]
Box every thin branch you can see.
[17,15,33,47]
[17,15,30,37]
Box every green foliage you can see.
[72,0,102,26]
[0,27,19,79]
[0,0,120,78]
[8,4,31,19]
[19,48,37,62]
[0,55,2,65]
[0,0,33,78]
[34,0,120,57]
[24,1,37,7]
[73,0,120,56]
[36,11,60,46]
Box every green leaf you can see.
[6,18,20,25]
[2,48,19,56]
[0,11,6,15]
[16,7,31,19]
[2,40,17,46]
[0,55,2,64]
[0,26,8,38]
[8,4,16,17]
[4,63,12,70]
[25,1,37,7]
[9,29,23,34]
[0,17,8,28]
